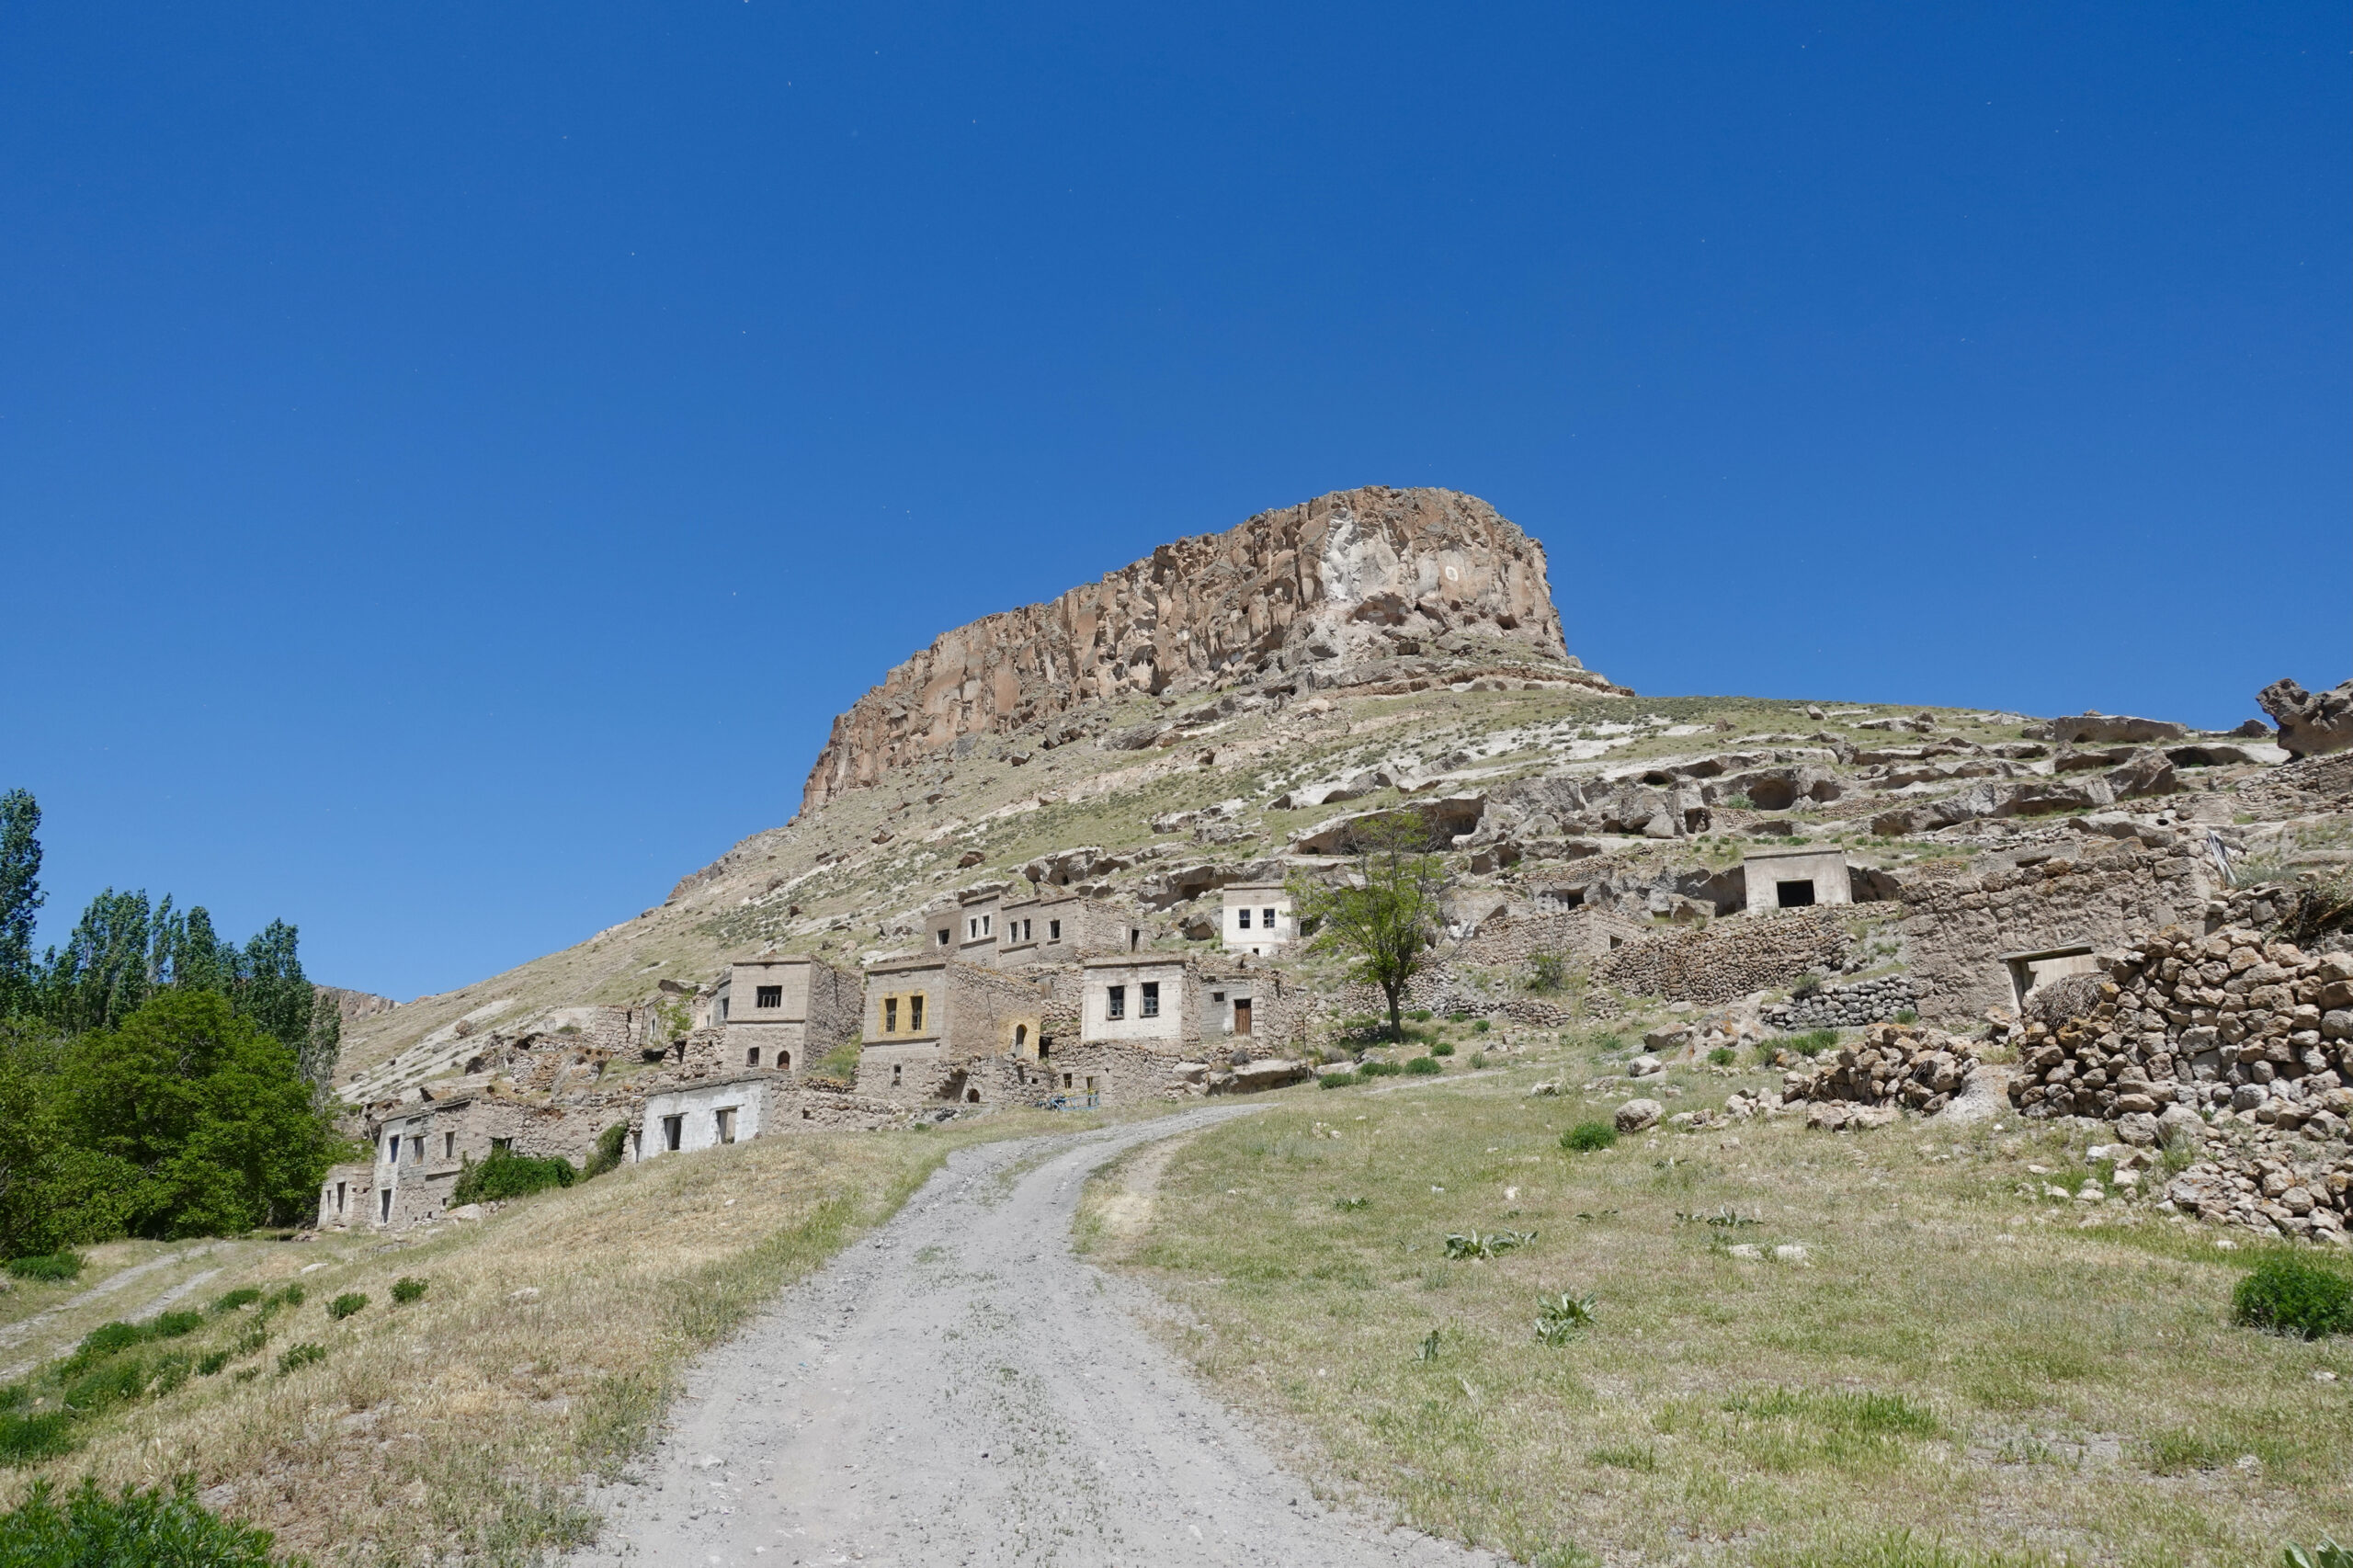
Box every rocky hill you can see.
[331,484,2347,1104]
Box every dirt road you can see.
[574,1108,1495,1567]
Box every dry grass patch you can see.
[0,1112,1097,1563]
[1090,1071,2353,1567]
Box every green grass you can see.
[1091,1073,2349,1566]
[2233,1254,2353,1340]
[3,1255,82,1284]
[0,1477,287,1565]
[1560,1120,1617,1153]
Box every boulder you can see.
[2103,750,2179,800]
[1627,1054,1665,1078]
[2113,1111,2162,1147]
[2033,713,2190,745]
[1616,1098,1663,1133]
[1229,1059,1311,1092]
[2257,677,2353,758]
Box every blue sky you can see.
[2,4,2344,1001]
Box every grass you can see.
[1086,1067,2353,1566]
[0,1110,1099,1563]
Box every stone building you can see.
[712,954,859,1073]
[1741,846,1853,913]
[858,956,1053,1107]
[319,1086,623,1232]
[640,1072,778,1159]
[1220,883,1295,957]
[920,890,1146,969]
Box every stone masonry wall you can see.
[1597,909,1851,1007]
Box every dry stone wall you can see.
[1780,1024,1982,1121]
[1761,975,1924,1032]
[1596,909,1850,1007]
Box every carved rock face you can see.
[800,486,1602,812]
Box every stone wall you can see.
[1895,842,2212,1020]
[1762,975,1925,1033]
[1596,909,1852,1007]
[1453,906,1651,966]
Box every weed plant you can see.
[1561,1122,1618,1153]
[2233,1255,2352,1339]
[326,1292,367,1322]
[0,1476,283,1565]
[391,1278,427,1304]
[1405,1056,1443,1076]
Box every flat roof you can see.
[1220,883,1290,896]
[1081,953,1185,969]
[645,1069,779,1098]
[1741,846,1848,863]
[864,956,949,976]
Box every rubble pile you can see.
[2006,926,2353,1138]
[2164,1141,2353,1244]
[1780,1022,1981,1118]
[1761,974,1924,1032]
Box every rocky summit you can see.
[800,486,1621,812]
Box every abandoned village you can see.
[319,486,2353,1250]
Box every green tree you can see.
[0,1020,132,1257]
[61,990,332,1238]
[1289,813,1453,1042]
[0,790,41,1015]
[41,888,157,1034]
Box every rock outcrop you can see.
[2257,677,2353,759]
[800,487,1617,812]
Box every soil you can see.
[571,1108,1495,1566]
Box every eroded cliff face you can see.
[801,486,1612,812]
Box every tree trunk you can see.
[1383,983,1404,1043]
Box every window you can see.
[780,1050,790,1069]
[1014,1023,1028,1051]
[1263,907,1277,929]
[1107,984,1125,1020]
[1141,982,1160,1018]
[383,1135,397,1165]
[892,1062,903,1085]
[756,984,782,1009]
[1237,908,1252,929]
[983,915,992,936]
[1038,1037,1051,1059]
[719,995,729,1020]
[909,994,925,1030]
[1049,919,1062,941]
[715,1108,737,1144]
[335,1181,347,1215]
[1063,1072,1073,1089]
[380,1188,392,1221]
[662,1115,683,1152]
[969,917,979,939]
[409,1135,424,1163]
[1130,929,1140,952]
[937,928,950,947]
[491,1137,512,1155]
[746,1046,761,1067]
[884,996,899,1033]
[443,1131,455,1161]
[1024,919,1033,940]
[1776,880,1816,908]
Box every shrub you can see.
[391,1277,427,1304]
[0,1410,77,1466]
[1358,1060,1403,1078]
[1893,1008,1919,1025]
[1407,1009,1434,1023]
[1472,1019,1491,1034]
[450,1148,577,1206]
[208,1287,262,1315]
[1708,1046,1736,1066]
[0,1477,281,1564]
[583,1122,630,1179]
[1561,1121,1618,1153]
[1779,1029,1839,1057]
[150,1311,202,1339]
[63,1357,149,1413]
[270,1283,305,1310]
[1527,953,1566,994]
[1429,1041,1454,1057]
[5,1253,82,1283]
[1317,1072,1358,1089]
[195,1351,230,1377]
[1404,1056,1442,1076]
[327,1291,368,1322]
[2233,1255,2353,1339]
[275,1343,326,1375]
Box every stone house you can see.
[858,956,1052,1107]
[712,954,859,1074]
[1220,883,1295,957]
[319,1087,622,1232]
[1741,847,1853,913]
[639,1072,779,1159]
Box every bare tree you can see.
[1289,813,1451,1042]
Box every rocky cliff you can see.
[801,486,1615,812]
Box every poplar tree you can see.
[0,790,40,1012]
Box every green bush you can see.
[1779,1028,1839,1057]
[583,1122,629,1179]
[450,1148,577,1206]
[326,1291,367,1322]
[391,1277,426,1305]
[150,1311,201,1339]
[4,1253,82,1283]
[69,1323,144,1363]
[1893,1008,1919,1025]
[1428,1041,1454,1057]
[0,1477,281,1563]
[1707,1046,1736,1067]
[0,1410,77,1466]
[1317,1072,1358,1089]
[63,1357,149,1413]
[1407,1009,1435,1023]
[1472,1019,1491,1035]
[208,1287,261,1315]
[1358,1060,1403,1078]
[195,1351,230,1378]
[2233,1255,2353,1339]
[1404,1056,1442,1076]
[1561,1121,1618,1153]
[266,1283,304,1312]
[1527,953,1567,994]
[274,1343,325,1375]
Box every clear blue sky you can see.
[2,4,2344,1001]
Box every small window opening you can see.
[662,1115,683,1153]
[491,1137,512,1155]
[443,1131,455,1160]
[884,996,899,1033]
[1062,1072,1073,1089]
[892,1062,903,1085]
[1038,1037,1051,1059]
[1776,879,1817,908]
[383,1135,397,1165]
[1049,919,1062,941]
[715,1108,737,1144]
[1263,907,1277,928]
[335,1181,347,1215]
[746,1046,761,1067]
[965,1087,980,1103]
[1141,981,1160,1018]
[937,928,950,947]
[983,915,992,936]
[719,995,729,1020]
[909,994,926,1030]
[756,984,782,1008]
[1130,929,1140,952]
[1237,908,1252,930]
[801,1108,813,1119]
[780,1049,790,1069]
[380,1188,392,1221]
[1107,984,1125,1020]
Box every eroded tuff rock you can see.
[801,486,1618,812]
[2257,677,2353,759]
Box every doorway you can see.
[1233,998,1253,1036]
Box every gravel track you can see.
[574,1108,1495,1567]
